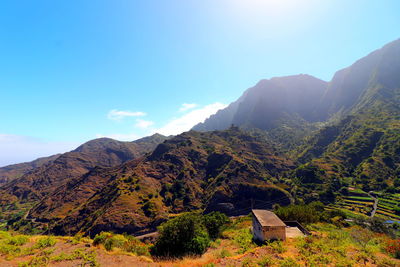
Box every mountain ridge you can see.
[2,38,400,236]
[0,134,169,206]
[0,154,60,187]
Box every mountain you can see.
[193,74,328,150]
[292,39,400,196]
[0,154,60,186]
[25,128,294,236]
[193,74,327,129]
[315,39,400,120]
[2,39,400,236]
[190,39,400,208]
[0,134,169,205]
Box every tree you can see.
[295,164,324,184]
[151,213,210,257]
[203,212,230,239]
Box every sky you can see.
[0,0,399,166]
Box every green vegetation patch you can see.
[151,212,230,258]
[93,232,149,256]
[34,236,56,249]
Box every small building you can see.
[252,209,286,242]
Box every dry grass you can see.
[1,218,400,266]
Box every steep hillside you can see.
[193,74,327,149]
[0,154,60,186]
[315,39,400,120]
[27,128,295,236]
[292,39,400,200]
[3,38,400,238]
[0,134,168,210]
[194,40,400,155]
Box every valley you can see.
[1,39,400,266]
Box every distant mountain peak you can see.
[193,73,327,133]
[193,39,400,134]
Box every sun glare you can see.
[230,0,303,18]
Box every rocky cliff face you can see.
[193,74,327,132]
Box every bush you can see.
[93,232,112,246]
[151,212,210,257]
[233,229,254,253]
[274,202,323,224]
[295,164,324,184]
[104,234,127,251]
[93,232,127,251]
[203,212,230,239]
[93,232,149,255]
[8,235,29,246]
[34,237,56,249]
[19,254,50,267]
[122,236,150,256]
[268,240,287,254]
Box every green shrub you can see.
[122,236,150,256]
[103,234,127,251]
[8,235,29,246]
[51,248,98,266]
[51,252,76,261]
[70,232,84,244]
[203,212,230,239]
[151,212,210,257]
[295,164,324,184]
[0,243,21,256]
[71,248,98,267]
[93,232,113,246]
[93,232,149,255]
[274,202,324,224]
[34,236,56,249]
[268,240,287,254]
[233,229,254,253]
[0,231,11,240]
[19,254,50,267]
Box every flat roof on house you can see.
[252,209,286,227]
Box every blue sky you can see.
[0,0,399,166]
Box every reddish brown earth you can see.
[48,128,294,237]
[0,154,60,187]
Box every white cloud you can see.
[98,102,227,142]
[95,133,140,141]
[179,103,198,112]
[107,109,146,121]
[0,134,79,167]
[155,102,227,136]
[135,119,154,129]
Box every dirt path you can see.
[368,192,378,218]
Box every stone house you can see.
[252,209,286,242]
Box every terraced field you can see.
[330,188,374,217]
[375,194,400,221]
[330,188,400,221]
